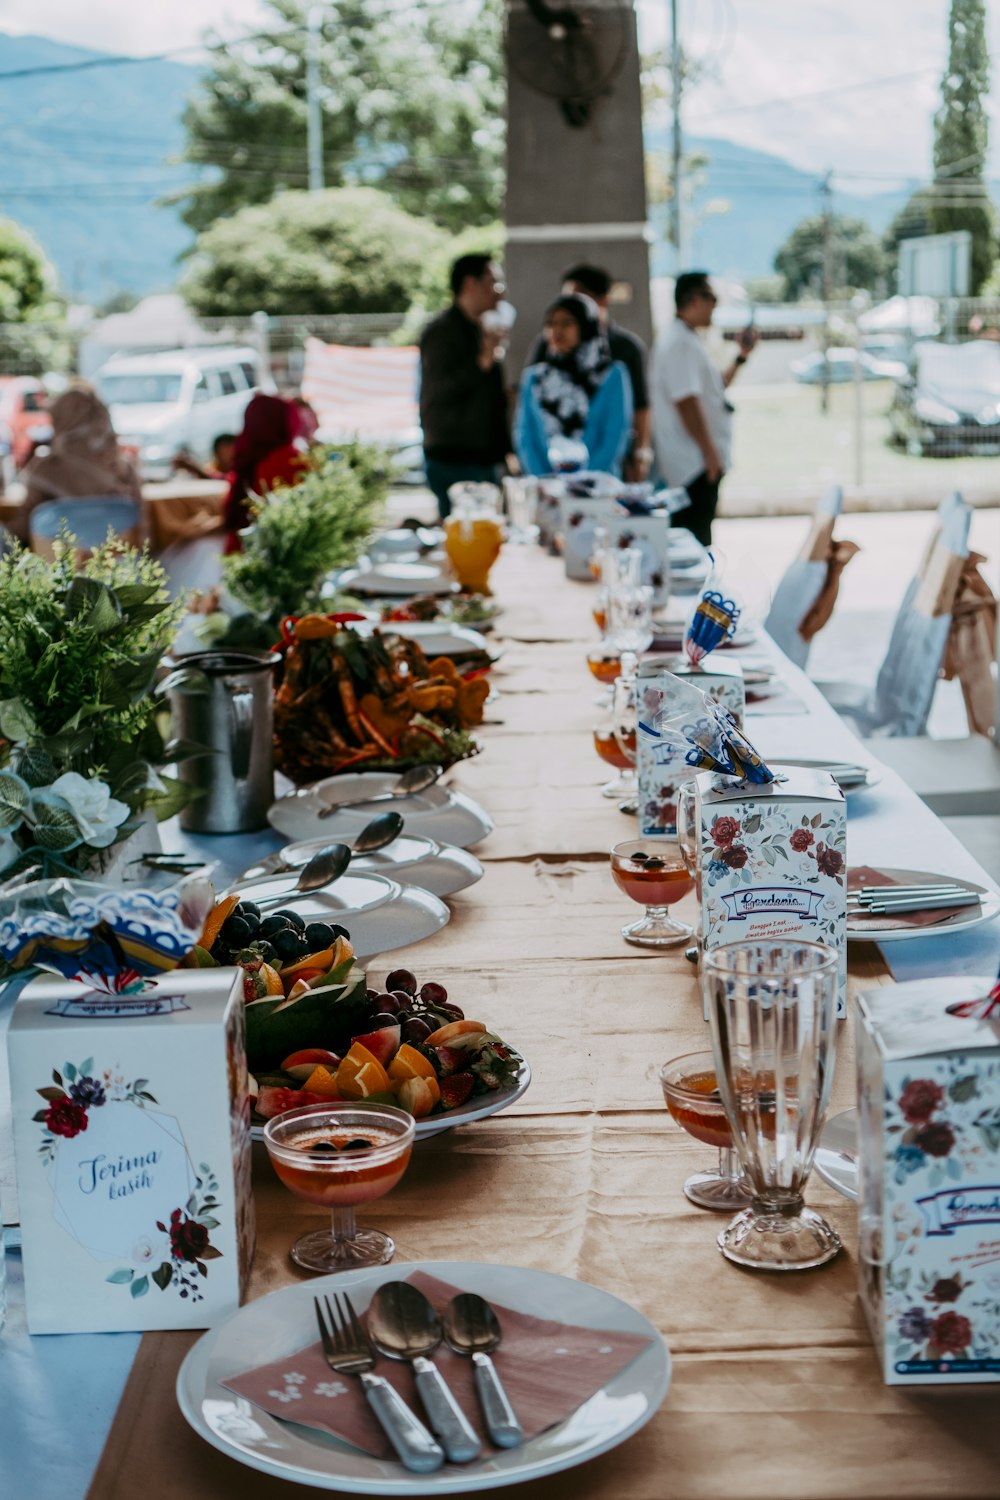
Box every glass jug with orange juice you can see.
[444,483,504,595]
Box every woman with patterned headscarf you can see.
[514,294,632,476]
[21,385,141,538]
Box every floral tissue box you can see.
[857,977,1000,1384]
[695,765,847,1016]
[637,659,745,838]
[8,967,255,1333]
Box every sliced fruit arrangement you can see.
[251,966,523,1124]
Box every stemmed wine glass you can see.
[610,836,695,947]
[264,1101,415,1272]
[611,650,638,813]
[702,941,842,1270]
[606,584,654,656]
[659,1051,753,1211]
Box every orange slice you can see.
[281,935,355,991]
[335,1042,391,1100]
[388,1043,437,1084]
[198,893,240,953]
[302,1064,341,1099]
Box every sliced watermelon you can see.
[255,1085,330,1120]
[351,1024,401,1069]
[244,966,370,1071]
[281,1047,342,1083]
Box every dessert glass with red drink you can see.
[264,1101,415,1272]
[593,720,636,801]
[587,647,622,686]
[610,837,695,947]
[659,1051,753,1211]
[611,653,639,813]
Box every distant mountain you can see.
[0,32,992,302]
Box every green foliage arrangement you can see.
[223,446,387,626]
[928,0,995,293]
[181,187,446,319]
[0,538,191,878]
[773,213,887,301]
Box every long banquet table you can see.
[3,541,1000,1500]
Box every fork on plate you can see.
[314,1292,445,1473]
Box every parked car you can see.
[96,346,264,480]
[889,340,1000,457]
[0,376,52,468]
[791,348,909,384]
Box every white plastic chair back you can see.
[765,484,844,667]
[872,495,973,737]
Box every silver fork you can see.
[314,1292,445,1474]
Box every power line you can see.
[686,66,937,122]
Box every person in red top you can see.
[222,393,311,552]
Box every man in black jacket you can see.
[420,253,513,519]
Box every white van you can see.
[96,346,265,480]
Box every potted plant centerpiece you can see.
[0,536,196,881]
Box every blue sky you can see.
[3,0,997,184]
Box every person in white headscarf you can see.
[514,294,632,476]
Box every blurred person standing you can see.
[526,263,652,481]
[419,254,513,520]
[222,393,310,552]
[652,271,756,545]
[20,385,141,539]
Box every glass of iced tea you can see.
[610,836,695,946]
[586,646,622,685]
[611,654,639,813]
[264,1101,415,1272]
[659,1051,753,1211]
[593,720,636,801]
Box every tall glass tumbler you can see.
[703,941,842,1271]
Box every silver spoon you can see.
[317,764,442,818]
[443,1293,522,1449]
[368,1282,481,1463]
[250,843,352,908]
[351,810,404,853]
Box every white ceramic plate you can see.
[814,1108,858,1200]
[344,564,456,598]
[233,870,401,918]
[279,834,484,900]
[377,621,498,663]
[223,873,449,962]
[270,775,494,851]
[349,885,451,963]
[771,758,883,793]
[176,1260,671,1494]
[846,865,1000,944]
[252,1059,532,1144]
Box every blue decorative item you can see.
[685,588,740,665]
[648,675,775,784]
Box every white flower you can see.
[131,1233,170,1269]
[314,1381,348,1398]
[48,772,130,849]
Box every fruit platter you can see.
[189,896,529,1140]
[273,616,489,784]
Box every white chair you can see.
[29,497,143,556]
[765,484,845,667]
[818,493,973,738]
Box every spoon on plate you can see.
[368,1282,481,1463]
[250,843,353,907]
[236,814,404,891]
[317,764,442,818]
[443,1293,523,1448]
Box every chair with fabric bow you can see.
[765,485,859,668]
[29,497,144,560]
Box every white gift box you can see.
[856,977,1000,1385]
[8,967,255,1334]
[695,766,847,1016]
[637,658,745,837]
[558,497,619,581]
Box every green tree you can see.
[180,187,446,317]
[927,0,996,292]
[0,218,58,323]
[177,0,503,236]
[773,213,886,301]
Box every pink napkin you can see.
[847,865,978,931]
[222,1269,653,1461]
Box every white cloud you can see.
[0,0,269,58]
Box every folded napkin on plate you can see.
[222,1269,652,1461]
[847,865,978,931]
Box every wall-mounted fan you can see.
[507,0,631,128]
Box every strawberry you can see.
[434,1044,465,1077]
[439,1072,474,1110]
[470,1039,522,1091]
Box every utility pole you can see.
[307,6,324,192]
[820,169,833,415]
[670,0,683,270]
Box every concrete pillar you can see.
[504,0,652,379]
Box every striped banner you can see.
[301,336,421,439]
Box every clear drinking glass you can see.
[702,941,842,1271]
[659,1051,753,1211]
[264,1101,415,1272]
[610,836,695,947]
[607,584,653,655]
[502,475,539,544]
[611,651,638,813]
[600,545,644,590]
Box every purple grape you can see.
[401,1017,432,1045]
[371,1013,398,1029]
[440,1004,464,1021]
[376,992,402,1015]
[390,990,414,1011]
[365,987,381,1003]
[419,981,448,1006]
[385,968,417,995]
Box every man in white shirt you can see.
[652,271,756,545]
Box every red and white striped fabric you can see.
[301,337,420,439]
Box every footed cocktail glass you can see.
[611,837,695,947]
[264,1101,415,1273]
[659,1051,753,1211]
[702,941,841,1271]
